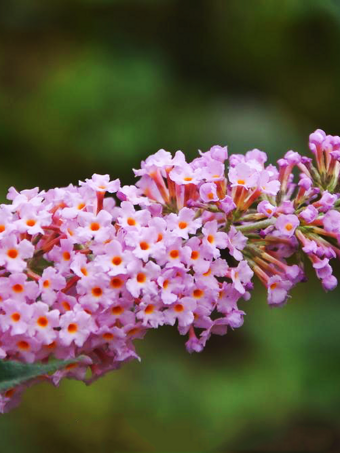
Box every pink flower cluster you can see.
[1,130,340,413]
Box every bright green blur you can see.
[0,1,340,451]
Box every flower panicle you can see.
[0,132,340,412]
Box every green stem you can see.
[235,218,275,233]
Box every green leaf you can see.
[0,357,85,393]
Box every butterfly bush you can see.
[1,129,340,412]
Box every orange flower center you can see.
[157,233,163,242]
[184,177,192,182]
[178,221,188,229]
[90,222,100,231]
[0,225,5,233]
[67,323,78,333]
[207,235,214,244]
[103,332,114,341]
[169,250,179,259]
[92,287,103,297]
[112,256,122,266]
[163,280,169,289]
[7,249,18,259]
[62,301,71,311]
[111,277,123,289]
[193,289,204,299]
[12,284,24,293]
[26,219,36,227]
[127,217,136,226]
[43,280,50,288]
[11,313,21,322]
[63,251,71,261]
[137,273,146,283]
[174,303,184,313]
[191,251,199,260]
[112,306,123,315]
[37,316,48,327]
[81,267,88,276]
[270,283,277,290]
[208,192,214,200]
[285,223,293,231]
[144,304,154,314]
[140,242,149,250]
[237,179,245,185]
[17,340,30,350]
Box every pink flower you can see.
[97,296,135,327]
[164,297,197,327]
[299,205,318,224]
[267,276,292,306]
[0,272,39,302]
[0,300,33,335]
[136,296,164,328]
[230,261,254,295]
[185,237,211,273]
[125,227,161,262]
[28,302,60,344]
[157,268,188,305]
[209,145,228,162]
[78,274,112,310]
[9,336,40,363]
[80,173,120,194]
[0,235,34,272]
[95,240,132,275]
[92,326,127,357]
[47,239,76,274]
[229,162,258,188]
[167,208,202,239]
[39,267,66,306]
[126,260,160,298]
[202,220,228,258]
[323,210,340,232]
[15,204,52,235]
[157,236,191,268]
[59,306,94,347]
[76,210,113,243]
[169,163,201,185]
[199,183,219,202]
[0,207,15,238]
[117,201,151,229]
[70,254,95,279]
[226,227,247,261]
[201,160,225,182]
[257,200,277,218]
[219,195,236,214]
[134,149,177,177]
[257,171,280,196]
[275,214,299,237]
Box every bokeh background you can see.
[1,1,340,451]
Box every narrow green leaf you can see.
[0,357,84,392]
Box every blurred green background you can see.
[1,0,340,451]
